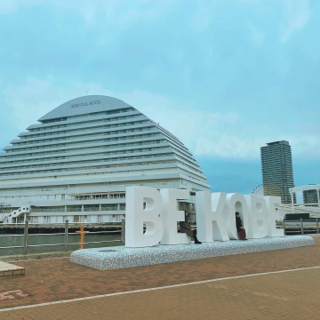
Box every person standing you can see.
[235,212,247,240]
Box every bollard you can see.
[317,218,319,234]
[283,219,286,235]
[121,219,125,245]
[64,220,69,252]
[300,218,304,235]
[23,220,29,255]
[76,225,89,249]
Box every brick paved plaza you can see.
[1,236,320,320]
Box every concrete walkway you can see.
[1,236,320,319]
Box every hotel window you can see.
[80,215,87,222]
[84,205,99,212]
[43,216,49,223]
[73,215,80,222]
[67,206,82,212]
[101,204,118,211]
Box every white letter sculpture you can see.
[245,195,269,239]
[223,193,250,240]
[265,196,284,237]
[125,186,163,248]
[124,186,285,248]
[196,191,229,242]
[160,188,190,245]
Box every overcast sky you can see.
[0,0,319,194]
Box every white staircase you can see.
[3,205,31,223]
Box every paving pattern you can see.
[1,236,320,319]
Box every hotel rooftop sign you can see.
[38,95,131,121]
[70,100,101,108]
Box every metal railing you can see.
[275,203,320,218]
[0,219,126,255]
[283,218,320,235]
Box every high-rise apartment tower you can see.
[260,140,295,204]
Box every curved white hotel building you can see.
[0,95,210,224]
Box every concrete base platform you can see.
[0,261,25,278]
[70,235,314,270]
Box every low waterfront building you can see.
[290,184,320,206]
[303,185,318,204]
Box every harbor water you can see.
[0,232,121,257]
